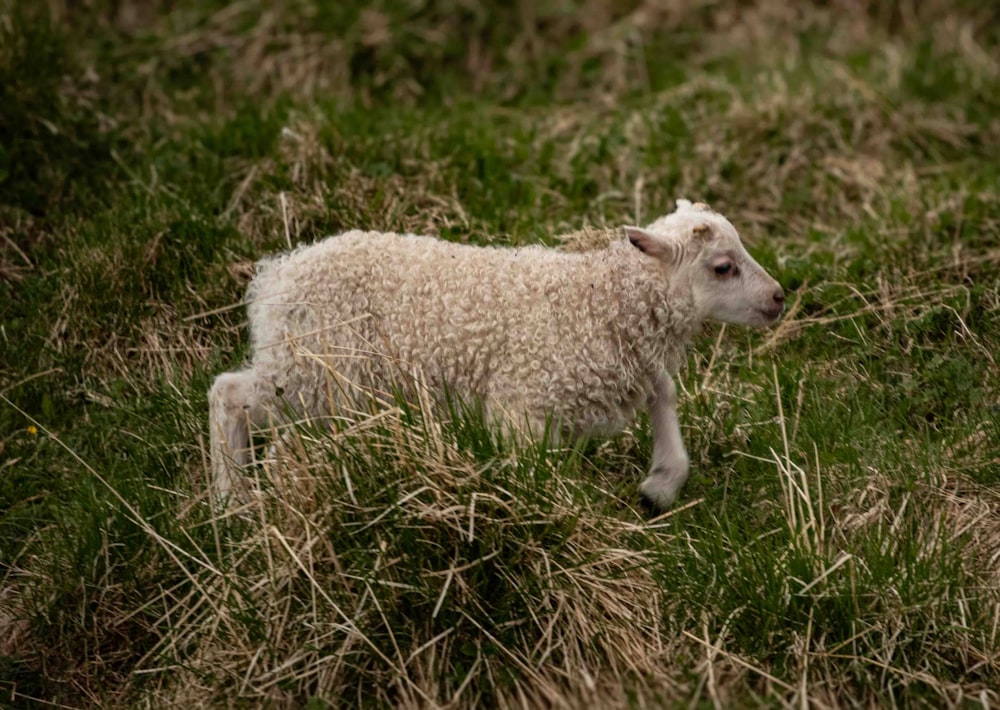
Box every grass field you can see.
[2,0,999,706]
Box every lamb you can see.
[209,199,785,509]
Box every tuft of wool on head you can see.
[674,198,713,213]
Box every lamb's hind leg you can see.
[639,372,690,510]
[208,369,267,505]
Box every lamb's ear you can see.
[624,226,673,261]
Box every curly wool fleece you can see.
[244,228,701,437]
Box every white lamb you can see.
[209,199,784,509]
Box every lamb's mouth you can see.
[756,306,784,322]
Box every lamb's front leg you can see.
[639,372,690,510]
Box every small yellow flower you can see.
[27,425,38,436]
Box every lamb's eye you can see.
[714,263,732,276]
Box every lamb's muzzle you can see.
[208,198,783,510]
[760,288,786,321]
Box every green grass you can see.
[2,0,999,706]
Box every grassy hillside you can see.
[1,0,998,706]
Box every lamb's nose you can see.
[773,289,785,304]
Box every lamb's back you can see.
[245,231,601,400]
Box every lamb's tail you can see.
[208,370,261,505]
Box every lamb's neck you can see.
[601,241,703,373]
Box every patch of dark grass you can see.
[0,5,121,216]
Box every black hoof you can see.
[638,491,660,516]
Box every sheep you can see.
[209,199,785,509]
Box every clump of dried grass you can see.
[555,225,622,252]
[138,391,680,707]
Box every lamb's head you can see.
[623,199,785,328]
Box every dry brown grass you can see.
[132,395,686,708]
